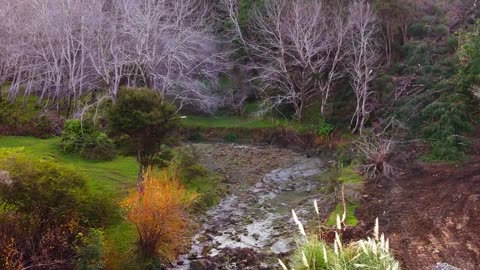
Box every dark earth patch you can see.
[356,157,480,270]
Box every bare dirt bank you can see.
[356,158,480,270]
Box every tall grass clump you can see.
[281,208,400,270]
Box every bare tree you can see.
[347,0,380,134]
[224,0,353,121]
[117,0,232,112]
[0,0,232,115]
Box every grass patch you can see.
[337,165,363,184]
[0,136,138,197]
[181,115,336,137]
[181,115,284,129]
[326,202,359,227]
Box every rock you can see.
[188,253,198,260]
[0,171,11,185]
[190,259,218,270]
[432,263,461,270]
[197,235,209,243]
[201,246,213,256]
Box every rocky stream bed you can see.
[171,143,336,270]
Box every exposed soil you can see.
[356,156,480,270]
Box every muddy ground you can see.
[356,156,480,270]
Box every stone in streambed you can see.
[190,259,218,270]
[432,263,461,270]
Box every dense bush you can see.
[75,229,106,270]
[421,94,473,160]
[225,132,238,142]
[0,149,111,270]
[0,102,55,137]
[394,36,474,161]
[0,148,88,218]
[0,213,84,270]
[0,148,117,224]
[61,119,116,161]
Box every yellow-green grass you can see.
[338,165,363,184]
[326,202,359,227]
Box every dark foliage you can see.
[107,88,180,181]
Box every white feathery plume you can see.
[278,259,288,270]
[336,215,342,230]
[335,231,343,252]
[292,209,306,236]
[302,251,309,268]
[322,244,328,263]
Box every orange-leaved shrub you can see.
[122,168,197,261]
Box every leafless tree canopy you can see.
[219,0,379,127]
[0,0,233,115]
[1,0,380,130]
[347,0,380,134]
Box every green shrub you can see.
[0,102,54,137]
[295,119,334,136]
[0,149,117,269]
[0,149,87,218]
[80,132,117,161]
[61,119,116,161]
[314,122,334,137]
[403,41,433,66]
[0,148,117,225]
[393,28,474,161]
[61,119,85,153]
[409,22,429,39]
[431,24,449,37]
[225,132,238,142]
[188,131,203,142]
[75,229,106,270]
[420,93,473,161]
